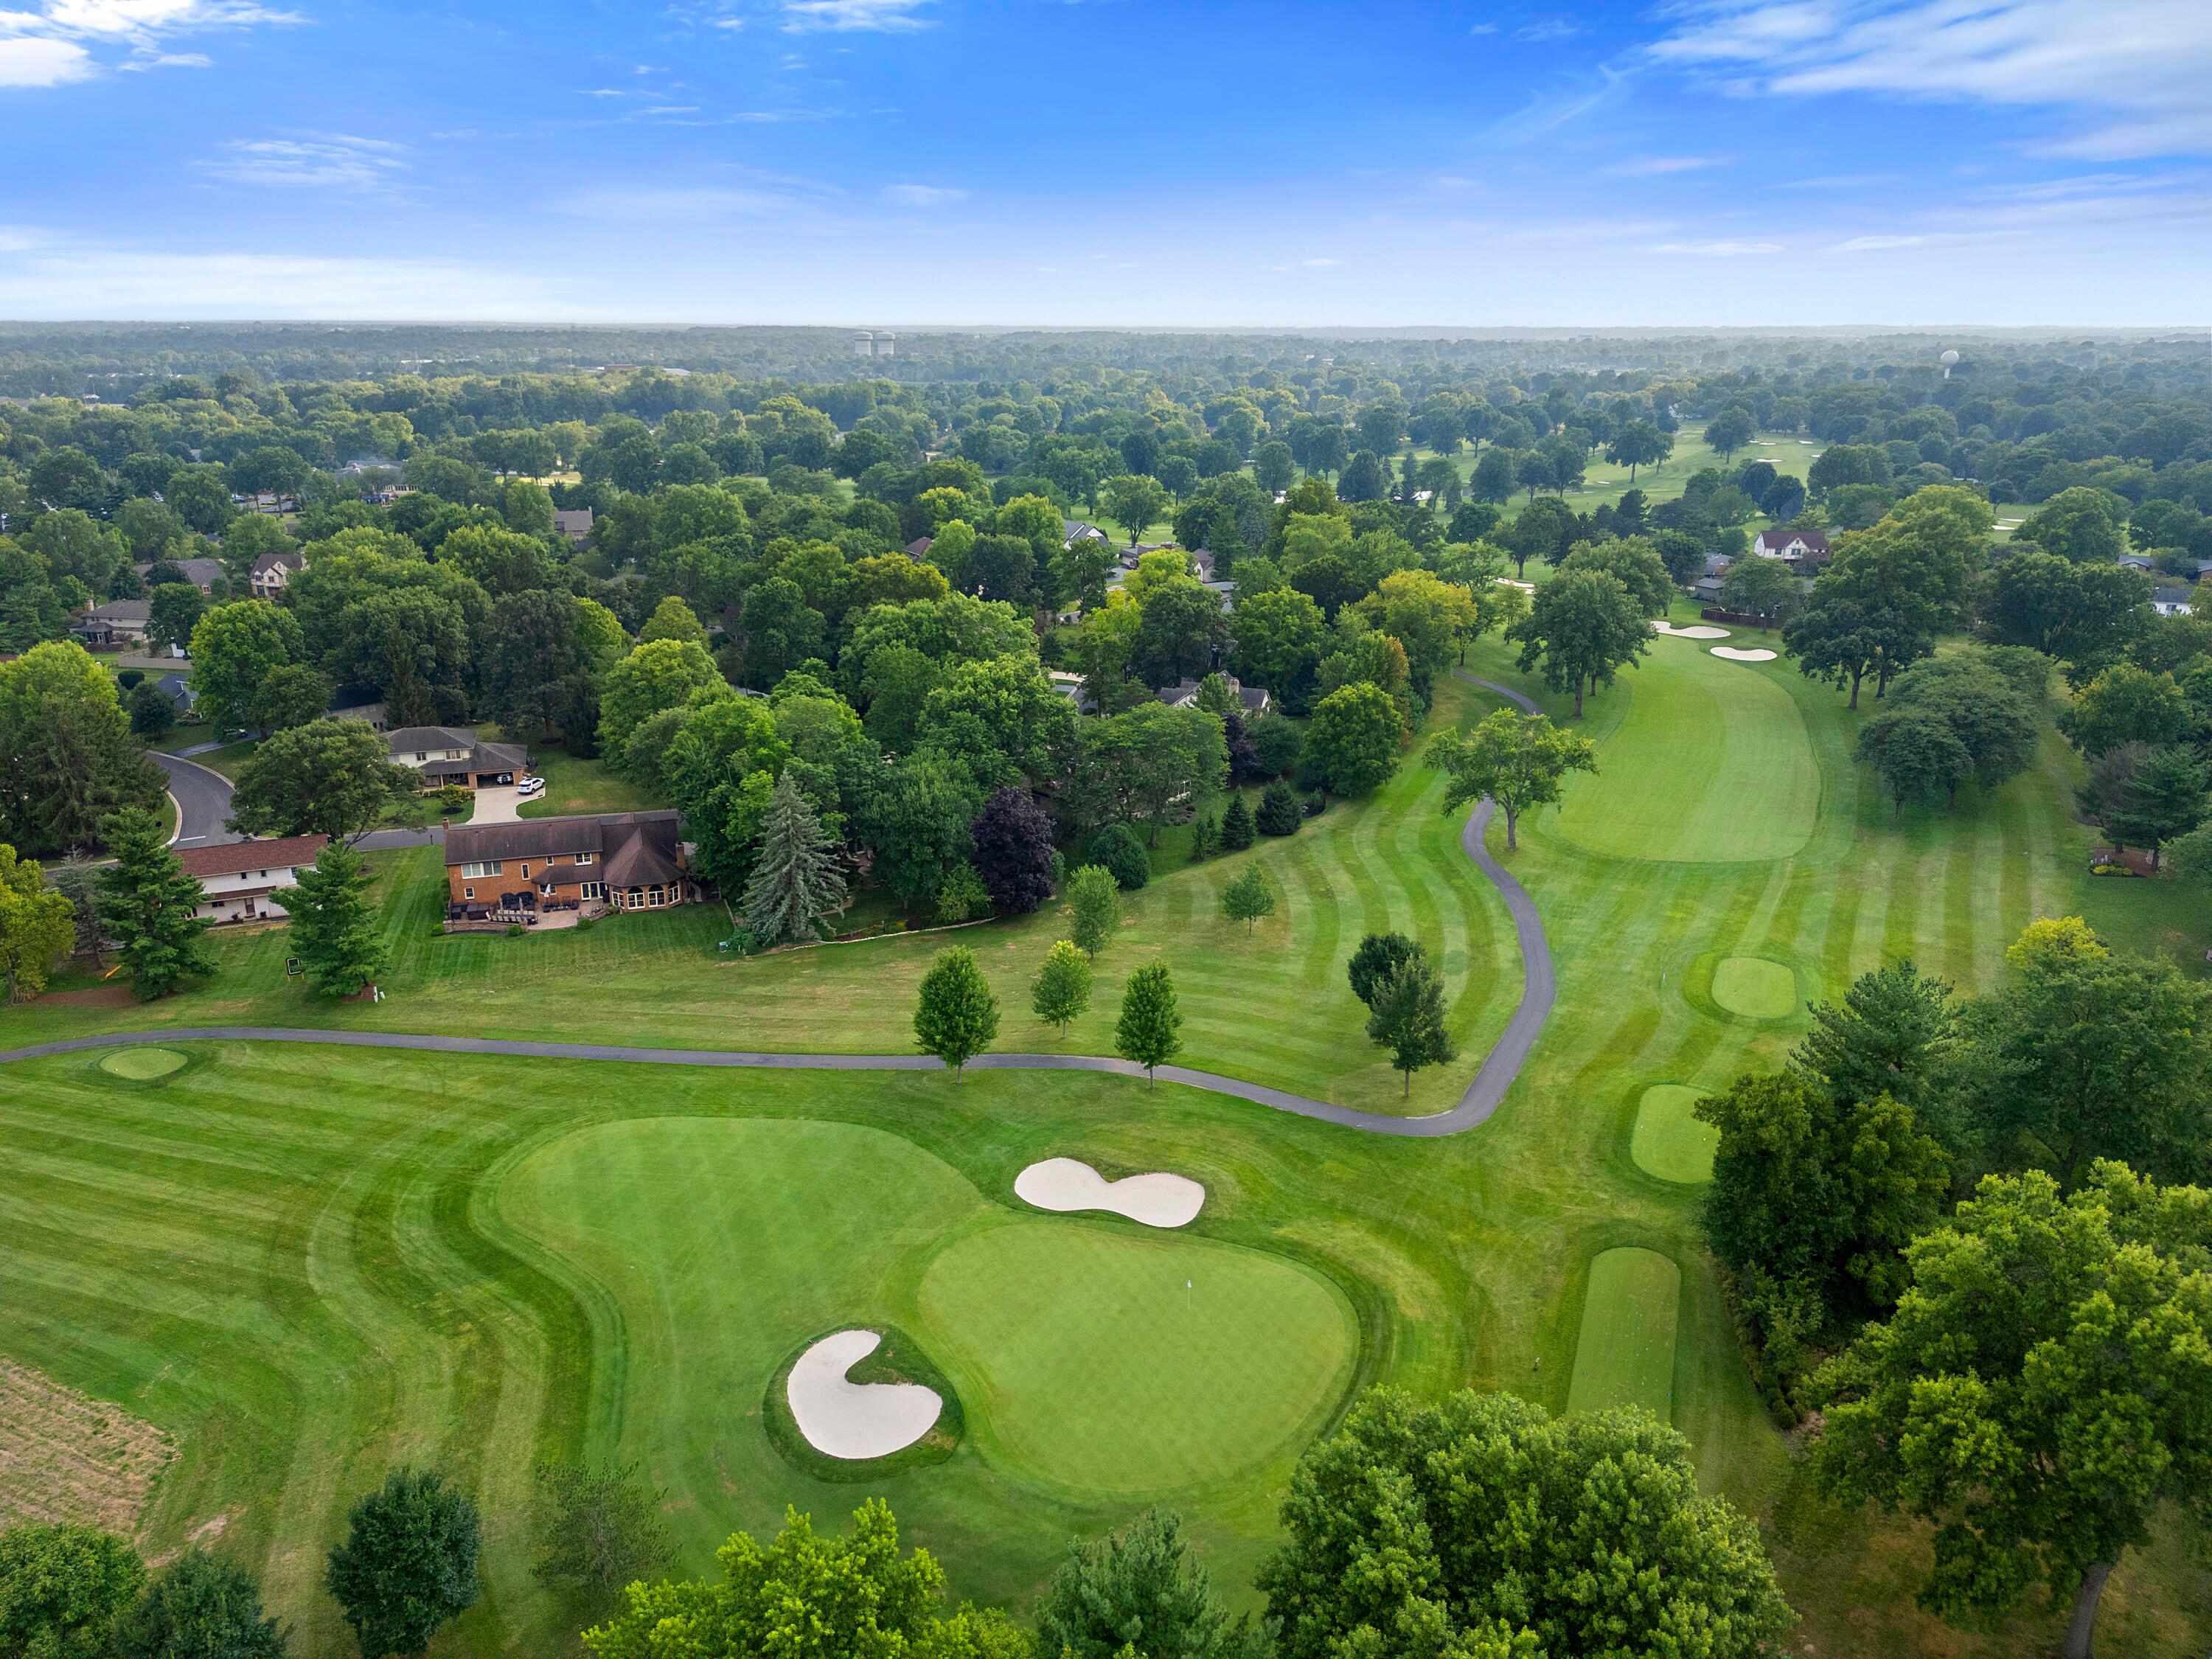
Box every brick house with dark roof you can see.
[442,810,693,926]
[177,835,329,923]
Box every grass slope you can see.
[27,677,1520,1118]
[11,620,2212,1654]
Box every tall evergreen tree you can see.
[913,945,999,1082]
[288,842,386,998]
[741,773,847,946]
[96,809,216,1001]
[1116,962,1183,1086]
[1039,1509,1256,1659]
[1219,792,1256,851]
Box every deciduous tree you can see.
[1301,683,1401,795]
[913,945,998,1081]
[324,1469,481,1659]
[1506,568,1649,717]
[968,787,1056,914]
[1811,1163,2212,1659]
[1365,959,1456,1096]
[0,641,164,855]
[1259,1388,1794,1659]
[1115,961,1183,1085]
[1221,866,1275,937]
[1039,1509,1256,1659]
[229,720,414,841]
[116,1549,287,1659]
[1031,939,1092,1033]
[1425,708,1596,851]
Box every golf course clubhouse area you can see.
[443,810,696,926]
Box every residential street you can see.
[152,750,242,849]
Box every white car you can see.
[516,776,546,797]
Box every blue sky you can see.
[1,0,2208,324]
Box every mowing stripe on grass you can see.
[1565,1247,1682,1421]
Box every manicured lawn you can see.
[515,743,662,819]
[1711,956,1801,1020]
[1416,422,1826,517]
[1551,636,1818,863]
[1630,1084,1717,1185]
[10,677,1522,1118]
[1565,1247,1681,1419]
[12,626,2212,1654]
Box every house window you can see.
[415,751,428,761]
[462,860,503,878]
[580,881,605,900]
[521,863,530,878]
[464,887,473,900]
[574,852,594,866]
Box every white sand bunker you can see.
[786,1330,941,1459]
[1711,645,1778,662]
[1015,1158,1206,1228]
[1652,621,1731,639]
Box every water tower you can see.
[853,330,875,357]
[874,331,896,358]
[1939,348,1960,379]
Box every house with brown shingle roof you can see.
[176,835,328,924]
[442,810,692,928]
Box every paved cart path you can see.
[23,674,1553,1139]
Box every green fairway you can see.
[1712,956,1800,1020]
[96,1046,187,1079]
[1551,638,1819,863]
[22,678,1522,1118]
[917,1222,1355,1496]
[1565,1248,1681,1420]
[1631,1085,1717,1184]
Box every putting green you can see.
[1565,1247,1680,1421]
[916,1222,1356,1496]
[502,1114,1354,1514]
[97,1047,187,1080]
[1631,1085,1718,1183]
[1712,956,1799,1020]
[1552,642,1818,863]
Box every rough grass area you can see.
[1631,1085,1717,1184]
[1565,1248,1682,1420]
[0,1359,174,1534]
[514,743,662,820]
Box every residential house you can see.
[443,810,694,927]
[2118,553,2155,572]
[177,834,327,924]
[326,685,388,731]
[133,556,226,594]
[386,726,529,790]
[1691,575,1726,605]
[1159,672,1269,715]
[72,599,151,647]
[248,551,305,598]
[552,507,594,543]
[1062,520,1109,547]
[1750,528,1830,563]
[2154,585,2196,617]
[905,535,934,560]
[155,672,197,717]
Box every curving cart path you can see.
[4,675,1555,1140]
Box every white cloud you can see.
[881,182,964,206]
[1649,0,2212,158]
[780,0,931,32]
[1602,154,1723,175]
[1515,16,1581,41]
[0,0,297,83]
[1649,237,1783,254]
[199,132,408,190]
[1302,257,1340,266]
[0,33,90,81]
[1826,232,1924,251]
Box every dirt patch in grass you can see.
[38,983,136,1008]
[0,1359,175,1535]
